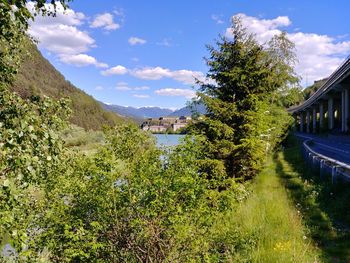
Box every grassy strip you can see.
[229,155,320,262]
[279,138,350,262]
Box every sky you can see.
[27,0,350,109]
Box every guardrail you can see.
[302,139,350,184]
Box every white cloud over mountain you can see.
[101,65,128,76]
[101,65,206,85]
[131,67,205,85]
[131,67,170,80]
[115,82,150,91]
[155,88,196,99]
[226,13,350,85]
[27,2,107,68]
[60,54,108,68]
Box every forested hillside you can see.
[12,41,126,130]
[303,78,328,100]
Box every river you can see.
[154,134,186,147]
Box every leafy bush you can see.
[0,84,70,257]
[10,125,247,262]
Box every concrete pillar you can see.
[312,107,317,133]
[319,103,324,131]
[345,88,349,132]
[300,112,304,132]
[328,97,334,130]
[306,110,310,133]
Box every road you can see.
[295,132,350,166]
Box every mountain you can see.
[101,102,207,119]
[169,103,206,117]
[101,104,173,119]
[12,41,126,130]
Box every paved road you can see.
[295,132,350,166]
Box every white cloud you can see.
[27,2,108,68]
[27,2,93,54]
[115,86,132,91]
[171,69,205,85]
[117,81,128,86]
[27,2,85,27]
[155,88,196,99]
[156,38,172,47]
[90,13,120,30]
[134,86,150,91]
[29,19,95,55]
[59,54,108,68]
[226,13,350,84]
[211,14,224,24]
[128,37,147,46]
[225,13,291,44]
[101,65,128,76]
[95,86,104,91]
[133,94,150,99]
[115,82,150,91]
[131,66,205,85]
[131,67,171,80]
[103,64,208,86]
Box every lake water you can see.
[154,134,185,147]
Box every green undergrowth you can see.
[278,136,350,262]
[230,155,320,262]
[60,125,105,154]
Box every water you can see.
[154,134,185,147]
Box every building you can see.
[148,125,167,133]
[172,123,187,132]
[141,115,192,132]
[178,116,191,123]
[159,116,177,125]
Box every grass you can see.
[229,154,321,262]
[278,136,350,262]
[60,125,105,155]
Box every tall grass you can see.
[60,125,104,154]
[227,156,320,262]
[279,137,350,262]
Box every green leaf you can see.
[3,179,10,187]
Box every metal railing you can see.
[302,139,350,184]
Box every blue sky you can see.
[28,0,350,109]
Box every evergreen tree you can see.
[190,16,297,180]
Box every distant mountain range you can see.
[101,103,206,119]
[169,103,206,117]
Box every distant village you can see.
[141,116,191,133]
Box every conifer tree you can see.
[191,16,297,180]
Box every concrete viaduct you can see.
[289,56,350,133]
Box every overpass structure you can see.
[289,56,350,133]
